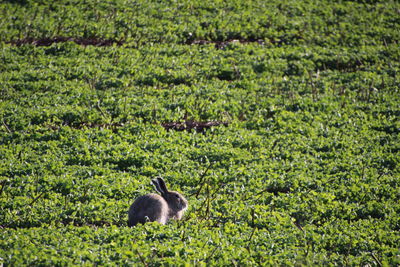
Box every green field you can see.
[1,0,399,265]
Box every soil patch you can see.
[7,36,123,47]
[162,120,228,132]
[187,38,265,49]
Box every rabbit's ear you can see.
[152,178,164,195]
[156,177,169,193]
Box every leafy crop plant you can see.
[1,0,399,265]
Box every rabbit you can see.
[128,177,188,227]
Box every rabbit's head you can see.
[152,177,188,213]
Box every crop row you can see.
[2,0,399,47]
[2,42,399,128]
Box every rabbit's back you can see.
[128,193,168,226]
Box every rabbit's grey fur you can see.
[128,177,188,226]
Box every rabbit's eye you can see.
[175,194,179,198]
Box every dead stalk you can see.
[194,162,213,198]
[135,249,148,267]
[2,120,12,134]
